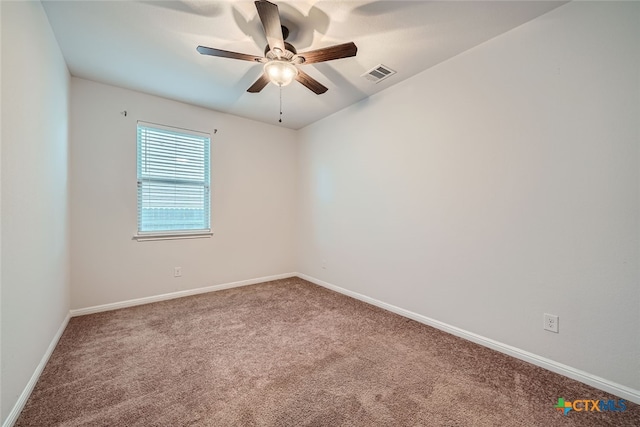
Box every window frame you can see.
[133,121,212,242]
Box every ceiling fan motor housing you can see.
[264,42,297,59]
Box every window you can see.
[135,121,211,240]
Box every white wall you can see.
[1,1,71,422]
[69,78,297,309]
[297,1,640,392]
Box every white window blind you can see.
[136,122,211,236]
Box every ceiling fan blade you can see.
[247,73,271,93]
[255,0,285,54]
[295,69,328,95]
[197,46,263,62]
[298,42,358,64]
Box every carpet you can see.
[15,277,640,426]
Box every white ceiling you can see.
[42,1,567,130]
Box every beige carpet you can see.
[15,277,639,426]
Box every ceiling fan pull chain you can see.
[279,85,283,123]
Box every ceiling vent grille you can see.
[362,64,396,83]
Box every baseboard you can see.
[69,272,297,317]
[297,273,640,405]
[3,313,71,427]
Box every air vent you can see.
[362,64,396,83]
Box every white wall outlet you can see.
[174,267,182,277]
[544,313,559,333]
[321,259,327,269]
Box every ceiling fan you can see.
[196,0,357,95]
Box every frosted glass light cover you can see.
[264,60,298,87]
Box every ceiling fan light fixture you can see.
[264,60,298,87]
[197,1,356,96]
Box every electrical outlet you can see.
[544,313,559,333]
[174,267,182,277]
[321,259,327,269]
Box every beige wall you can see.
[69,78,298,309]
[297,1,640,391]
[1,1,71,422]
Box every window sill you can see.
[133,231,213,242]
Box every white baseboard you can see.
[3,313,71,427]
[70,272,297,317]
[297,273,640,405]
